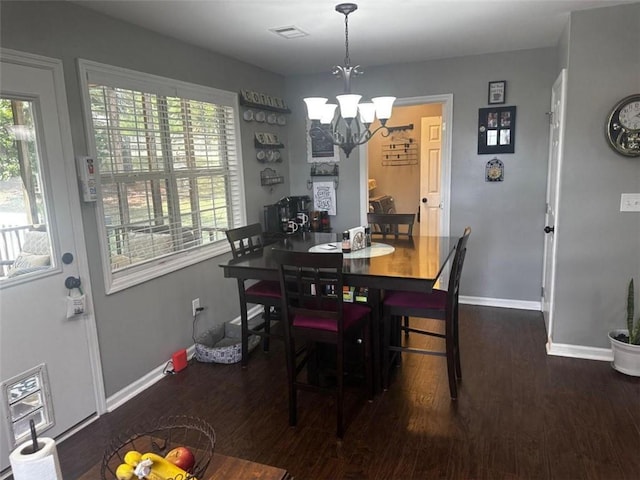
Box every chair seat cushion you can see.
[293,303,370,332]
[246,280,281,298]
[383,289,447,310]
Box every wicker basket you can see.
[100,415,215,480]
[194,325,260,364]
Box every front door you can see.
[542,69,566,341]
[0,50,103,471]
[419,115,442,236]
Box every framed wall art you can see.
[488,80,506,104]
[478,106,516,154]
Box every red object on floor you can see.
[172,349,188,372]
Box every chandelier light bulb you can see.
[336,94,362,119]
[372,96,396,120]
[303,97,328,120]
[320,103,338,124]
[357,102,376,124]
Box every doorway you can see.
[0,49,104,472]
[362,95,452,238]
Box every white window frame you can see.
[1,364,55,449]
[77,60,246,294]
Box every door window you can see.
[0,98,53,281]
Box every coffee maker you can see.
[263,195,312,235]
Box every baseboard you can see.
[546,341,613,362]
[106,344,196,412]
[460,295,541,311]
[105,307,264,413]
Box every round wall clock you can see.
[606,94,640,157]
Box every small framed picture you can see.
[477,106,516,154]
[488,80,506,105]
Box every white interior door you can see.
[542,69,566,342]
[0,50,103,472]
[419,116,442,236]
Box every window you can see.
[78,61,245,293]
[1,364,54,448]
[0,98,54,282]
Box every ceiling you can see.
[72,0,636,76]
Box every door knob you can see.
[544,226,555,234]
[421,197,428,203]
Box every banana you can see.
[139,452,196,480]
[115,463,135,480]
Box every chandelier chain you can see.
[343,13,351,67]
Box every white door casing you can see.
[542,69,567,346]
[420,115,442,237]
[360,94,452,239]
[0,49,104,471]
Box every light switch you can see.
[620,193,640,212]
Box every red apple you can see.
[165,446,196,472]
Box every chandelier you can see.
[303,3,396,158]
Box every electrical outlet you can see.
[192,298,200,317]
[620,193,640,212]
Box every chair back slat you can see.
[225,223,265,258]
[367,213,415,238]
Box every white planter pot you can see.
[609,329,640,377]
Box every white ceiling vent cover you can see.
[270,26,308,39]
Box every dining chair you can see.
[272,249,373,438]
[367,212,415,238]
[226,223,282,367]
[367,212,416,335]
[381,227,471,399]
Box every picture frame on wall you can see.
[488,80,506,105]
[478,105,516,154]
[306,119,339,163]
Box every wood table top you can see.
[221,232,455,292]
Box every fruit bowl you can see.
[100,415,215,480]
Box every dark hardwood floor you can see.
[55,305,640,479]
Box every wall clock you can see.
[606,94,640,157]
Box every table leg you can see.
[237,279,250,368]
[367,288,382,394]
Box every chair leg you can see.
[364,322,373,401]
[286,336,298,427]
[453,302,462,379]
[336,339,345,439]
[403,316,410,337]
[382,312,391,390]
[445,313,458,400]
[238,282,250,368]
[262,306,271,352]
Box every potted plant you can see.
[609,278,640,376]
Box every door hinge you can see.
[541,286,545,297]
[545,111,553,124]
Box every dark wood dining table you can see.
[220,232,456,391]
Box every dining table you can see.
[220,231,456,392]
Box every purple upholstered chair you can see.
[226,223,282,367]
[382,227,471,399]
[273,249,373,438]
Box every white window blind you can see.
[79,61,245,292]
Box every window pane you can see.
[0,98,53,280]
[10,391,43,422]
[86,79,241,278]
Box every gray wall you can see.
[553,3,640,348]
[1,1,289,395]
[287,48,558,302]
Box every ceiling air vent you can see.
[270,25,308,39]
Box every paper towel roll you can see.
[9,437,63,480]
